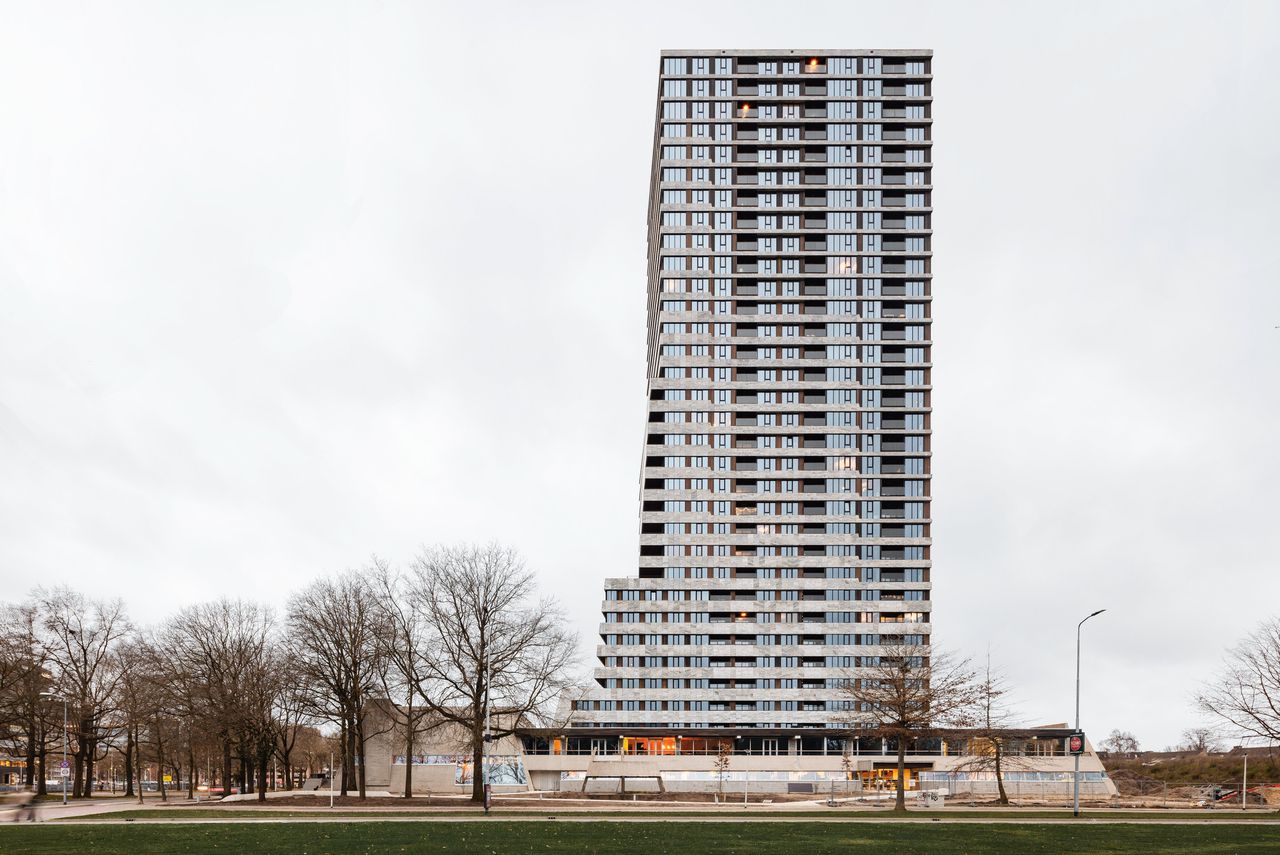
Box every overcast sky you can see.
[1,1,1277,751]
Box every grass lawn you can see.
[4,821,1280,854]
[58,807,1280,821]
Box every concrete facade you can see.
[359,718,1117,799]
[576,50,935,728]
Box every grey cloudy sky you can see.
[1,0,1277,750]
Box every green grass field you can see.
[55,807,1280,821]
[4,821,1280,854]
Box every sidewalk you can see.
[15,797,173,821]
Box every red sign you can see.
[1068,734,1085,755]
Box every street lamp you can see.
[1073,609,1106,818]
[1234,735,1269,811]
[40,690,69,805]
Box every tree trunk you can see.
[994,744,1009,805]
[187,739,196,799]
[123,730,134,797]
[73,742,85,799]
[24,717,36,787]
[135,727,145,805]
[281,746,293,791]
[257,749,269,803]
[403,704,415,798]
[339,722,350,795]
[221,738,233,800]
[894,739,907,813]
[156,725,167,802]
[83,728,96,797]
[36,744,48,796]
[356,713,368,800]
[471,717,485,803]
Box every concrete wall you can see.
[521,750,1118,797]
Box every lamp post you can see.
[1235,735,1260,811]
[1073,609,1106,818]
[40,691,68,805]
[1242,745,1248,811]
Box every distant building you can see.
[0,756,28,790]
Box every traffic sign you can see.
[59,767,69,777]
[1068,732,1086,755]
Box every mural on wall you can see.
[456,756,527,786]
[393,754,527,785]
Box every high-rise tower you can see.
[575,50,933,729]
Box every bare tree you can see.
[158,599,280,801]
[158,647,203,800]
[1197,618,1280,744]
[369,558,438,798]
[713,741,731,800]
[37,587,131,797]
[1180,726,1221,754]
[291,725,334,782]
[114,637,162,803]
[408,543,578,802]
[240,640,285,803]
[949,655,1025,804]
[0,602,55,792]
[287,571,387,799]
[1099,729,1141,757]
[839,645,978,812]
[272,668,312,792]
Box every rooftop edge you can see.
[659,49,933,57]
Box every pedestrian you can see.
[11,787,37,822]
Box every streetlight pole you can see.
[1242,747,1248,811]
[1073,609,1106,818]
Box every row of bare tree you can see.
[0,543,577,803]
[6,544,1277,812]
